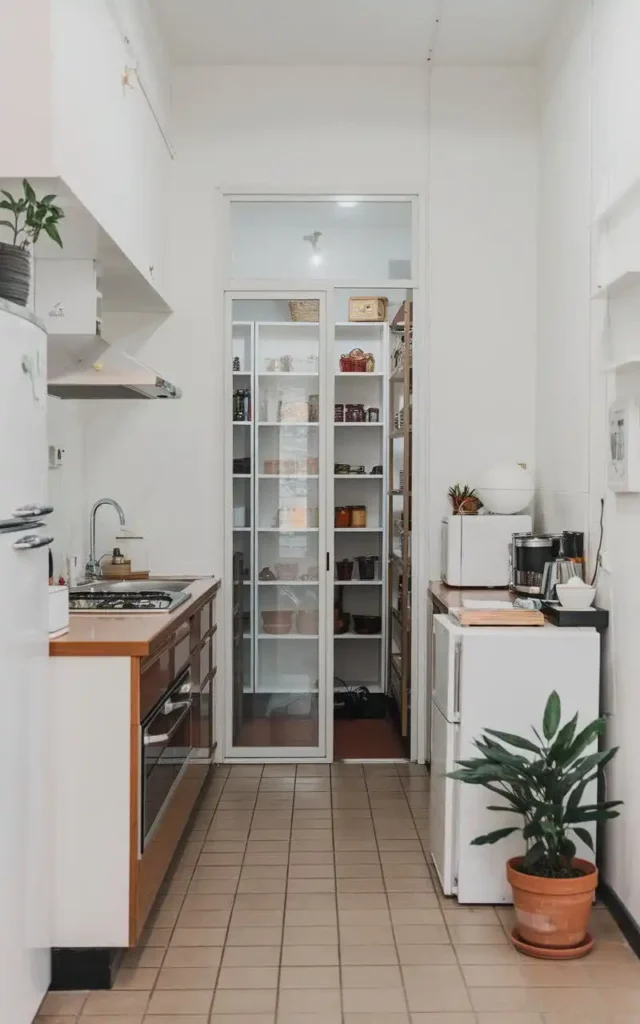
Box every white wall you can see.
[46,397,86,579]
[428,68,538,574]
[83,66,430,576]
[537,0,640,925]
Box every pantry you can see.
[222,197,417,760]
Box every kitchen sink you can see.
[69,579,194,613]
[73,579,195,594]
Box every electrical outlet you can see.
[48,445,64,469]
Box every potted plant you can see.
[0,179,64,306]
[448,483,482,514]
[449,691,621,959]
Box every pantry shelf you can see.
[335,632,382,640]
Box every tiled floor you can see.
[38,762,640,1024]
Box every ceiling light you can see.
[338,200,358,208]
[310,251,324,266]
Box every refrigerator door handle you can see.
[453,639,462,718]
[12,504,54,518]
[12,534,54,551]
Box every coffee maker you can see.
[511,531,586,598]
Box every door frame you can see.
[215,187,429,764]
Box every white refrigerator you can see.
[0,303,53,1021]
[430,614,600,904]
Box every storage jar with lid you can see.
[351,506,367,528]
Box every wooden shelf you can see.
[592,269,640,299]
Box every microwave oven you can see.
[441,514,532,587]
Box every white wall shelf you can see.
[592,269,640,299]
[601,356,640,372]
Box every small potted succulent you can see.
[449,691,621,959]
[448,483,482,514]
[0,179,64,306]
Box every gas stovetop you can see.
[68,590,190,614]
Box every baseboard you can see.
[599,882,640,959]
[51,947,124,990]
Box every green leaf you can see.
[564,718,606,762]
[566,774,594,811]
[40,194,56,205]
[484,729,541,754]
[470,827,518,846]
[573,827,594,852]
[523,821,543,840]
[22,179,35,203]
[561,748,619,796]
[0,189,16,206]
[522,841,545,867]
[486,805,518,813]
[543,691,561,741]
[550,713,578,761]
[0,220,15,232]
[559,837,576,862]
[44,222,63,247]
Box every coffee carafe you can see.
[541,535,580,602]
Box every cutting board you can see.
[450,607,544,627]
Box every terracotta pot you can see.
[507,856,597,954]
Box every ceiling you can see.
[150,0,562,67]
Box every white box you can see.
[441,514,532,587]
[48,585,69,637]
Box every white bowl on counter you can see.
[555,583,596,610]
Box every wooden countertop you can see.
[50,577,221,658]
[429,580,515,612]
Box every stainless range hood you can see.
[48,345,182,400]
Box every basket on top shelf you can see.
[289,300,319,322]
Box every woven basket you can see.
[289,299,319,322]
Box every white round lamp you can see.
[477,463,534,515]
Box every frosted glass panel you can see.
[231,200,412,280]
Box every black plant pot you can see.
[0,243,31,306]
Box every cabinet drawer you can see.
[140,645,173,721]
[192,674,213,753]
[192,601,213,648]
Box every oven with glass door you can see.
[141,667,194,853]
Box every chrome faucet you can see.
[85,498,126,579]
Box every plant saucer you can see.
[510,927,594,960]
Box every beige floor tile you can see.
[448,924,508,945]
[237,878,288,893]
[217,966,279,988]
[79,1017,143,1024]
[175,909,230,928]
[340,945,399,965]
[387,892,440,909]
[393,924,450,944]
[337,877,386,893]
[288,863,335,878]
[288,851,334,865]
[113,967,158,990]
[154,965,219,989]
[162,946,222,968]
[279,966,341,988]
[169,927,226,946]
[286,893,337,910]
[146,989,213,1015]
[187,878,238,895]
[212,989,278,1014]
[396,944,457,965]
[390,909,444,926]
[475,1015,543,1023]
[148,908,180,928]
[281,944,339,966]
[410,1014,475,1023]
[241,864,289,879]
[121,947,165,970]
[287,878,336,893]
[276,1014,341,1024]
[221,945,281,967]
[234,893,286,910]
[341,965,403,988]
[231,909,284,927]
[138,927,172,948]
[342,988,407,1013]
[385,878,434,892]
[340,925,395,945]
[82,991,150,1016]
[244,852,290,866]
[454,944,521,965]
[343,1015,409,1024]
[226,926,283,945]
[211,1016,274,1024]
[181,893,234,911]
[442,907,500,926]
[285,909,337,927]
[277,989,341,1014]
[339,909,392,926]
[283,925,338,945]
[40,992,88,1016]
[337,892,388,909]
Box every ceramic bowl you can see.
[555,584,596,610]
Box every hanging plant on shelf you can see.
[0,179,64,307]
[448,483,482,515]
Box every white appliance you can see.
[430,614,600,904]
[0,303,53,1021]
[441,513,532,587]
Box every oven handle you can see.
[144,699,193,746]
